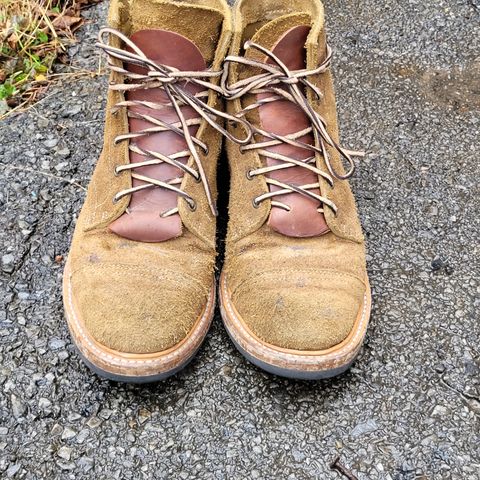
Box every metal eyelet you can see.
[113,166,120,177]
[112,196,119,205]
[246,169,253,180]
[188,200,197,212]
[252,198,260,209]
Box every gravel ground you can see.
[1,1,479,479]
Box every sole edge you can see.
[63,260,216,383]
[219,272,371,380]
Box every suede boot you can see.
[63,0,233,382]
[219,0,371,379]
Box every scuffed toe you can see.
[231,270,366,351]
[69,263,210,354]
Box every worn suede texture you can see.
[65,0,232,354]
[223,0,368,351]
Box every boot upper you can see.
[65,0,232,354]
[223,0,368,351]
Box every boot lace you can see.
[221,40,363,215]
[97,28,251,217]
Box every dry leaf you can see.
[76,0,103,7]
[7,32,19,50]
[56,52,69,64]
[62,7,81,17]
[1,58,19,77]
[52,15,83,32]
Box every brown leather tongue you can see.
[109,29,206,243]
[254,25,330,237]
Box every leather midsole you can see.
[63,260,215,376]
[219,271,371,370]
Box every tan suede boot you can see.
[63,0,235,382]
[219,0,372,379]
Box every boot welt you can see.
[63,260,215,383]
[219,272,371,380]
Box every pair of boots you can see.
[63,0,371,382]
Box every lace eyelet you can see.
[188,200,197,212]
[246,169,253,180]
[113,166,120,177]
[252,198,260,209]
[112,196,120,205]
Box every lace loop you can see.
[97,27,252,218]
[221,40,364,214]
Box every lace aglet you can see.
[344,149,365,158]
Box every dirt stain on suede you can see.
[88,254,100,264]
[274,295,285,311]
[296,277,306,288]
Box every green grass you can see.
[0,0,97,117]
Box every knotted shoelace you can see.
[221,40,363,215]
[97,28,252,217]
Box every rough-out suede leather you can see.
[65,0,232,354]
[223,0,368,351]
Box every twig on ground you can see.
[2,164,87,191]
[0,90,52,120]
[440,373,480,402]
[330,456,359,480]
[0,66,103,121]
[49,65,106,77]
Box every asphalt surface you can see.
[1,1,479,478]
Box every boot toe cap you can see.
[68,263,210,354]
[230,270,366,351]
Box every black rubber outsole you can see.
[73,341,202,384]
[221,315,356,380]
